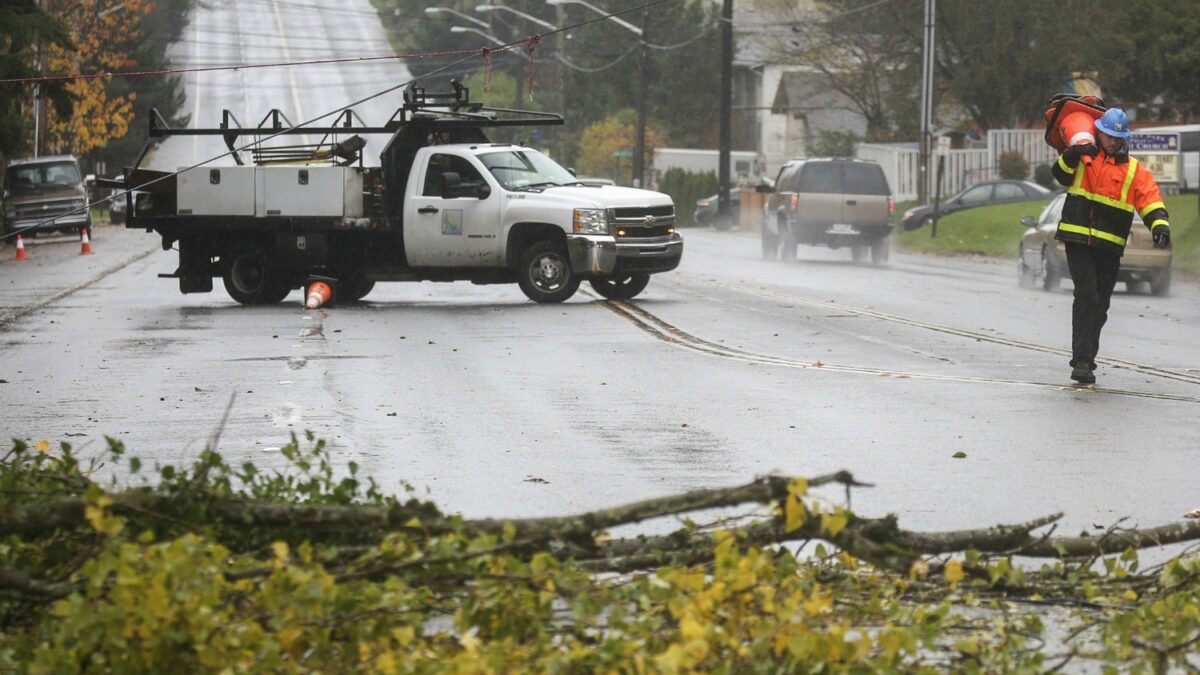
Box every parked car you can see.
[1017,193,1171,295]
[760,158,893,263]
[902,180,1053,230]
[2,155,92,235]
[694,188,740,229]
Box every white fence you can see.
[857,130,1058,202]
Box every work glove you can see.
[1063,143,1099,166]
[1152,224,1171,248]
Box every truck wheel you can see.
[761,230,778,259]
[338,273,376,303]
[517,241,580,303]
[590,274,650,300]
[223,247,289,305]
[870,237,890,265]
[781,230,797,262]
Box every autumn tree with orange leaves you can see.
[42,0,150,156]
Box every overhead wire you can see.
[1,0,678,240]
[2,0,712,86]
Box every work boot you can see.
[1070,362,1095,384]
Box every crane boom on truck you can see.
[120,80,682,305]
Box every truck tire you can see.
[590,273,650,300]
[337,273,376,303]
[517,241,580,304]
[870,237,890,265]
[780,229,797,262]
[761,229,779,259]
[223,246,290,305]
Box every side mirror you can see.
[567,167,577,177]
[755,183,774,194]
[1020,216,1035,227]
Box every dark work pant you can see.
[1064,242,1122,368]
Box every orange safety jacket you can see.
[1050,149,1169,256]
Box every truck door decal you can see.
[441,209,463,235]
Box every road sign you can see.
[612,149,632,159]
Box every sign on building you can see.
[1129,132,1181,185]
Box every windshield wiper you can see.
[515,181,564,190]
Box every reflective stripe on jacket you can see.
[1050,150,1169,256]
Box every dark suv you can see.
[760,158,894,263]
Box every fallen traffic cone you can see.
[14,234,29,261]
[305,281,332,309]
[79,228,94,255]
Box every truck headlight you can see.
[572,208,609,234]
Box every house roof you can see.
[770,71,868,137]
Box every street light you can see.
[424,6,491,30]
[546,0,648,187]
[475,4,555,30]
[545,0,641,35]
[449,25,506,46]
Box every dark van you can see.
[759,158,894,264]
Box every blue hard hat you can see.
[1095,108,1130,138]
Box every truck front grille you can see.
[14,200,84,220]
[609,205,675,238]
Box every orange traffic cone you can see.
[14,234,29,261]
[79,228,94,255]
[305,281,332,309]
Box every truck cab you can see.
[124,82,682,305]
[403,143,680,301]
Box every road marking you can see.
[585,290,1200,405]
[269,0,310,146]
[673,272,1200,388]
[0,245,158,327]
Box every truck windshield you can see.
[479,149,577,190]
[5,162,82,194]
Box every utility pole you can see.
[32,0,43,157]
[717,0,732,226]
[918,0,936,204]
[632,5,650,188]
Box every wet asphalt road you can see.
[2,226,1198,539]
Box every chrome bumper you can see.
[567,234,618,275]
[613,233,684,274]
[7,212,91,231]
[567,233,685,276]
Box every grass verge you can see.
[896,193,1200,275]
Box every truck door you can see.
[405,152,502,267]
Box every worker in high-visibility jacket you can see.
[1051,107,1171,385]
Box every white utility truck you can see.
[117,82,682,304]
